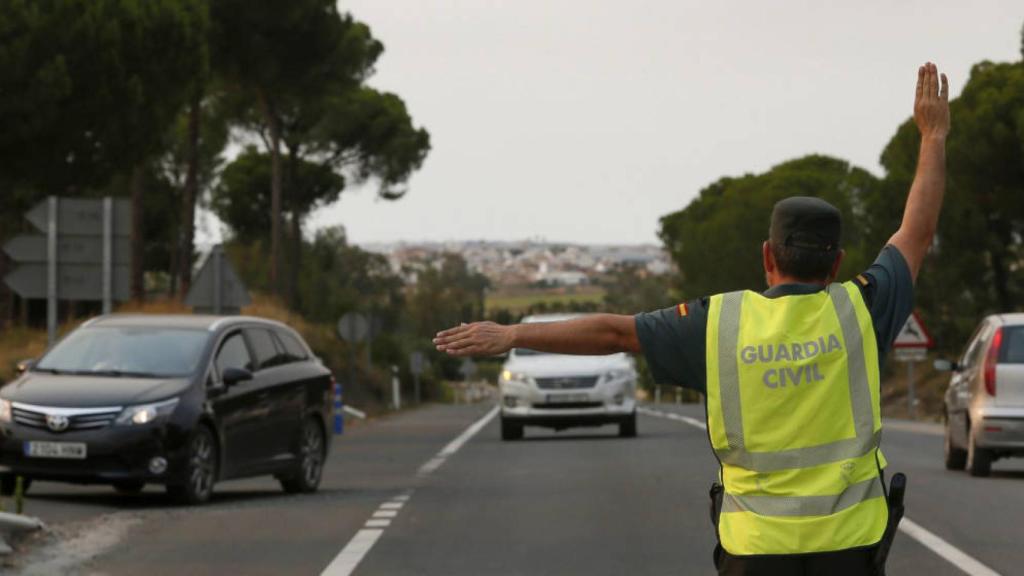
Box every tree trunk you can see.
[131,165,145,301]
[286,146,301,308]
[257,90,282,297]
[178,92,202,298]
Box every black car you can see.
[0,314,335,504]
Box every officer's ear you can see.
[762,241,776,274]
[827,249,846,282]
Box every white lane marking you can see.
[320,406,499,576]
[641,406,1004,576]
[899,518,1002,576]
[417,456,446,477]
[439,406,500,457]
[639,407,707,430]
[320,529,383,576]
[417,406,499,477]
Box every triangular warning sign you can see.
[894,311,933,348]
[185,245,251,314]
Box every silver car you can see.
[939,314,1024,477]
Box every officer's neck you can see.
[766,272,831,288]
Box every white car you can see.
[499,314,638,440]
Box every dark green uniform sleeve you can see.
[633,299,709,394]
[858,245,915,366]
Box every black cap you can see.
[769,197,841,252]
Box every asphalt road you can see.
[6,402,1023,576]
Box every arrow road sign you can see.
[3,235,131,265]
[25,197,131,236]
[4,264,130,301]
[894,312,934,348]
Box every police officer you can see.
[434,62,950,575]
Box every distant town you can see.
[361,240,673,287]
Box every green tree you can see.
[658,155,881,299]
[0,0,208,299]
[602,264,674,314]
[214,5,430,304]
[874,57,1024,349]
[211,147,344,243]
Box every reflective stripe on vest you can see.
[706,281,887,555]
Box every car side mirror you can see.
[933,359,959,372]
[221,367,253,387]
[15,359,35,375]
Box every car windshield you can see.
[34,326,210,378]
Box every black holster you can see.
[709,483,725,569]
[872,472,907,576]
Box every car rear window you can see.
[1000,326,1024,364]
[245,328,283,370]
[276,330,308,361]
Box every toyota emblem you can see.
[46,414,70,432]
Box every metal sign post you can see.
[46,197,57,346]
[410,351,425,404]
[893,312,935,420]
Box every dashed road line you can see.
[320,406,499,576]
[639,406,1004,576]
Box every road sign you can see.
[3,264,130,300]
[459,358,477,380]
[894,312,934,348]
[410,351,426,375]
[3,235,131,265]
[25,197,131,236]
[184,246,251,314]
[894,347,928,362]
[337,312,370,343]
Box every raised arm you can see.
[434,314,641,357]
[888,62,950,282]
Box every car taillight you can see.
[984,327,1003,397]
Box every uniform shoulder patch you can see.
[855,274,869,287]
[677,303,689,317]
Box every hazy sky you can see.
[299,1,1023,246]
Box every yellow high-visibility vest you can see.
[705,281,888,555]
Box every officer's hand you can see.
[434,322,515,357]
[913,62,949,139]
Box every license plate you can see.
[24,441,87,460]
[546,393,590,404]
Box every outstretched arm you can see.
[888,62,950,282]
[434,314,640,357]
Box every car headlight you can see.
[0,399,11,423]
[501,370,532,384]
[603,369,634,382]
[116,398,179,426]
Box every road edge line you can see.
[899,518,1002,576]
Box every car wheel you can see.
[967,425,992,477]
[280,418,326,494]
[167,425,218,505]
[501,417,523,441]
[113,480,146,495]
[619,412,638,438]
[0,475,31,497]
[944,414,967,471]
